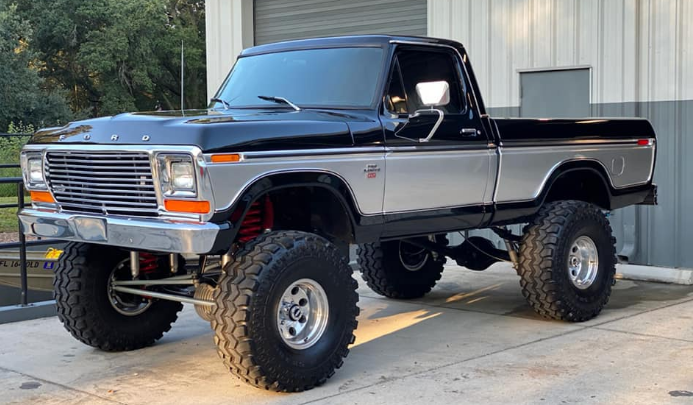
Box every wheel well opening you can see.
[264,186,355,247]
[545,169,611,209]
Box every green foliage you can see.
[0,2,72,132]
[0,0,206,132]
[0,135,28,197]
[7,121,34,134]
[12,0,207,117]
[0,197,19,232]
[1,123,31,197]
[0,0,207,195]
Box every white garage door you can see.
[254,0,427,45]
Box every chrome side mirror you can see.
[413,81,449,142]
[416,81,450,107]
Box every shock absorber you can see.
[237,195,274,243]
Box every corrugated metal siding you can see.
[429,0,692,107]
[431,0,693,269]
[205,0,253,99]
[254,0,426,45]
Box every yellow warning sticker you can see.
[45,248,64,260]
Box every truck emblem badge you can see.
[59,135,65,141]
[111,134,119,141]
[142,135,150,142]
[364,164,380,179]
[83,134,91,140]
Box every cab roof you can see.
[240,35,466,57]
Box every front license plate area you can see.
[72,216,108,242]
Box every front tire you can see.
[518,201,617,322]
[357,237,446,299]
[54,243,183,351]
[212,231,359,392]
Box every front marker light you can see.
[171,161,195,190]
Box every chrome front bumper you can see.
[18,209,221,254]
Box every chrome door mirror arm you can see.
[418,109,444,143]
[393,109,446,143]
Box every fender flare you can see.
[540,160,613,208]
[537,158,652,211]
[490,160,637,226]
[209,171,382,249]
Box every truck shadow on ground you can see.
[392,266,693,322]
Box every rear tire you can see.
[212,231,359,392]
[357,236,447,299]
[54,243,182,351]
[518,201,617,322]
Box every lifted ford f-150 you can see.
[19,35,657,391]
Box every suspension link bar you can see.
[112,278,195,286]
[112,286,215,307]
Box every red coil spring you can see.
[139,253,158,274]
[237,195,274,243]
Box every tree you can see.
[14,0,207,116]
[0,2,72,132]
[153,0,207,111]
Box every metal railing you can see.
[0,177,55,306]
[0,133,55,306]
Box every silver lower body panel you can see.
[18,209,220,254]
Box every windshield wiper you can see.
[258,95,301,111]
[210,97,231,110]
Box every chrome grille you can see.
[45,151,159,216]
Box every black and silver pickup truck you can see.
[18,35,657,391]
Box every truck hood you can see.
[28,109,368,152]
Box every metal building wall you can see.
[430,0,693,269]
[205,0,254,100]
[254,0,426,45]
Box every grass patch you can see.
[0,136,29,197]
[0,196,29,233]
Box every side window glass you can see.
[396,50,465,114]
[385,59,408,114]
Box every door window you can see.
[385,59,408,114]
[393,49,466,114]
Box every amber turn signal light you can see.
[164,199,210,214]
[210,154,241,163]
[30,190,55,204]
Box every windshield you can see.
[212,47,385,109]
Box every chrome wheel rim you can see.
[107,259,153,316]
[398,241,430,272]
[568,236,599,289]
[277,278,329,350]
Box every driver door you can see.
[380,46,494,235]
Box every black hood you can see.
[28,109,376,152]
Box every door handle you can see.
[460,128,479,136]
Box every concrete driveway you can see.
[1,263,692,405]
